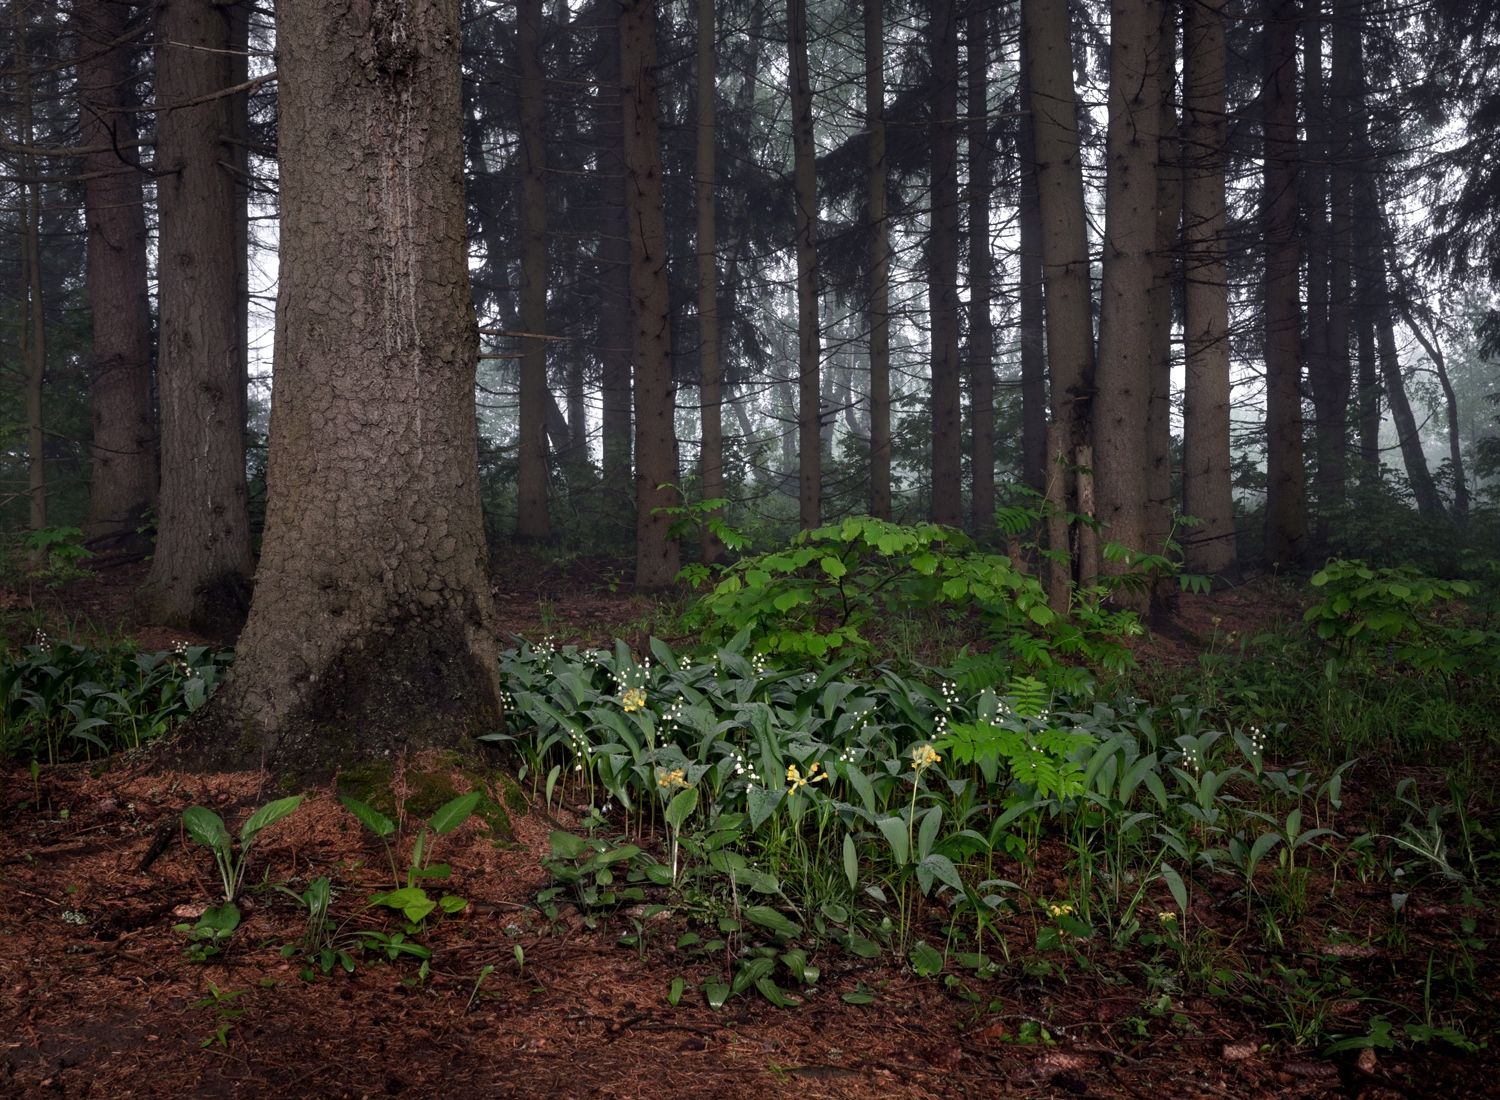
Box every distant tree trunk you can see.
[1017,30,1046,495]
[137,0,254,635]
[1402,313,1468,520]
[1262,0,1308,566]
[1349,5,1380,485]
[1301,0,1339,516]
[516,0,550,540]
[1355,304,1380,480]
[1181,0,1238,578]
[76,0,156,542]
[865,0,892,519]
[621,0,680,587]
[205,0,501,773]
[229,0,250,459]
[15,4,46,532]
[1322,0,1357,512]
[696,0,725,563]
[597,10,634,525]
[928,0,962,527]
[1095,0,1161,579]
[1023,0,1096,599]
[1146,0,1179,570]
[967,3,995,538]
[787,0,822,529]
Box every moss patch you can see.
[333,752,516,844]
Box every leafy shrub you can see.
[0,638,228,762]
[679,516,1139,672]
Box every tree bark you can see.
[205,0,500,772]
[137,0,254,635]
[967,4,995,539]
[516,0,551,540]
[15,3,46,533]
[789,0,821,529]
[1321,0,1357,511]
[1301,0,1339,515]
[1262,0,1308,566]
[1146,0,1179,572]
[1017,29,1047,495]
[928,0,962,527]
[621,0,680,587]
[696,0,725,563]
[76,0,156,543]
[1095,0,1162,576]
[597,8,634,526]
[1402,312,1468,520]
[1023,0,1097,598]
[865,0,891,520]
[1181,0,1238,577]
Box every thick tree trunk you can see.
[928,0,962,527]
[76,0,156,542]
[865,0,891,520]
[597,10,634,526]
[789,0,821,529]
[967,4,995,538]
[1301,1,1339,515]
[1095,0,1162,577]
[1181,0,1238,578]
[1262,0,1308,565]
[1322,0,1357,512]
[1023,0,1097,598]
[1146,0,1179,571]
[206,0,500,772]
[137,0,254,635]
[16,4,46,533]
[1017,30,1047,496]
[622,0,680,588]
[696,0,725,563]
[517,0,551,540]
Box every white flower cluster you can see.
[939,680,960,711]
[32,628,50,650]
[1246,724,1266,755]
[722,745,762,785]
[750,653,770,676]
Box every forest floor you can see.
[0,553,1489,1098]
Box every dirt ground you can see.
[0,556,1486,1097]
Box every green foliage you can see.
[681,516,1138,671]
[0,639,228,763]
[12,526,93,586]
[182,796,304,904]
[343,791,479,925]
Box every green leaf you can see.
[196,902,241,936]
[370,887,437,924]
[915,853,965,894]
[909,941,944,977]
[743,905,801,939]
[916,805,942,860]
[703,980,731,1009]
[755,977,792,1007]
[841,990,877,1005]
[548,830,589,860]
[340,795,396,837]
[428,791,481,835]
[239,795,304,845]
[182,806,230,852]
[747,785,784,831]
[664,786,699,832]
[842,934,882,959]
[438,894,467,914]
[842,832,859,891]
[876,816,910,867]
[668,977,687,1006]
[820,556,848,579]
[1159,862,1189,914]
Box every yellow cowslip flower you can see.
[656,767,687,790]
[621,687,647,713]
[786,761,828,794]
[1158,910,1178,924]
[1046,902,1074,919]
[910,743,941,773]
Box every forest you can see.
[0,0,1497,1094]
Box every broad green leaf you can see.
[876,816,910,866]
[916,805,942,860]
[182,806,230,852]
[841,990,877,1004]
[703,980,731,1009]
[664,786,699,832]
[428,791,481,835]
[909,941,944,977]
[240,795,304,845]
[842,832,859,891]
[747,785,784,830]
[339,795,396,838]
[744,905,801,939]
[1159,862,1189,914]
[548,830,590,860]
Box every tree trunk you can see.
[1095,0,1162,577]
[1402,313,1468,520]
[205,0,500,773]
[1301,0,1339,515]
[1023,0,1097,598]
[15,3,46,533]
[967,3,995,538]
[1146,0,1179,572]
[865,0,892,520]
[1017,29,1047,495]
[76,0,156,543]
[597,9,634,527]
[622,0,680,587]
[696,0,725,563]
[1262,0,1308,566]
[789,0,821,529]
[516,0,551,540]
[137,0,254,635]
[1322,0,1357,511]
[928,0,962,527]
[1181,0,1238,578]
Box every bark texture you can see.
[696,0,725,563]
[928,0,962,527]
[137,0,254,635]
[967,4,995,537]
[205,0,501,771]
[1181,0,1238,576]
[621,0,680,587]
[865,0,891,519]
[516,0,551,540]
[76,0,156,542]
[1262,0,1308,565]
[1017,29,1047,495]
[789,0,821,529]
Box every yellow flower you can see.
[621,687,647,713]
[1158,910,1178,924]
[656,767,687,790]
[1046,902,1074,919]
[910,743,941,773]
